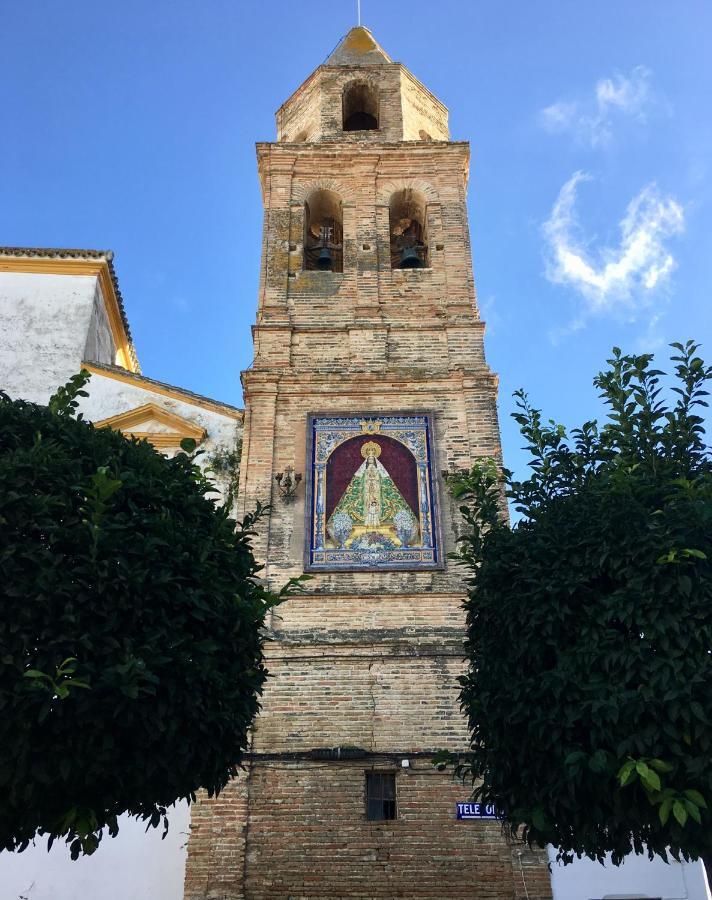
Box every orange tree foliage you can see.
[0,373,295,858]
[445,343,712,865]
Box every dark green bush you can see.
[447,342,712,866]
[0,373,284,857]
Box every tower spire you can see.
[325,25,391,66]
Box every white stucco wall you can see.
[0,802,189,900]
[0,272,110,404]
[76,372,241,462]
[549,846,711,900]
[82,283,117,366]
[76,371,243,508]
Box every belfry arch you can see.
[342,80,379,131]
[303,188,343,272]
[388,188,429,268]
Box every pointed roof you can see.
[325,26,392,66]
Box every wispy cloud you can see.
[479,294,503,336]
[543,171,684,336]
[540,66,654,148]
[634,313,665,352]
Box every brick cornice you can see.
[241,369,497,388]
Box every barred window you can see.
[365,772,397,821]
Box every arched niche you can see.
[304,189,343,272]
[342,81,379,132]
[388,188,429,269]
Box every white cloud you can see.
[540,101,578,130]
[543,171,684,327]
[540,66,654,148]
[634,313,665,352]
[479,294,503,335]
[596,68,651,115]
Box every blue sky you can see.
[2,0,711,480]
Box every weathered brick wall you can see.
[270,591,465,634]
[239,371,500,591]
[186,764,551,900]
[255,641,467,752]
[275,64,448,144]
[185,37,553,900]
[256,142,474,317]
[276,73,321,144]
[244,762,550,900]
[400,69,449,141]
[184,773,250,900]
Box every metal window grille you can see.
[365,772,397,821]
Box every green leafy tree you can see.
[445,342,712,869]
[0,373,296,858]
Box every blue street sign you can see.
[456,802,500,820]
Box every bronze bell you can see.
[399,246,424,269]
[317,247,333,271]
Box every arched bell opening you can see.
[304,189,344,272]
[389,189,429,269]
[342,81,379,132]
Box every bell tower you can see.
[184,26,552,900]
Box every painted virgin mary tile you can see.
[305,414,443,571]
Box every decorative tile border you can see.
[304,412,443,572]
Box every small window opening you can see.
[343,81,378,131]
[419,129,433,141]
[366,772,397,821]
[389,189,428,269]
[304,189,343,272]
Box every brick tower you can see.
[184,26,552,900]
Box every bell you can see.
[317,248,333,271]
[399,246,423,269]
